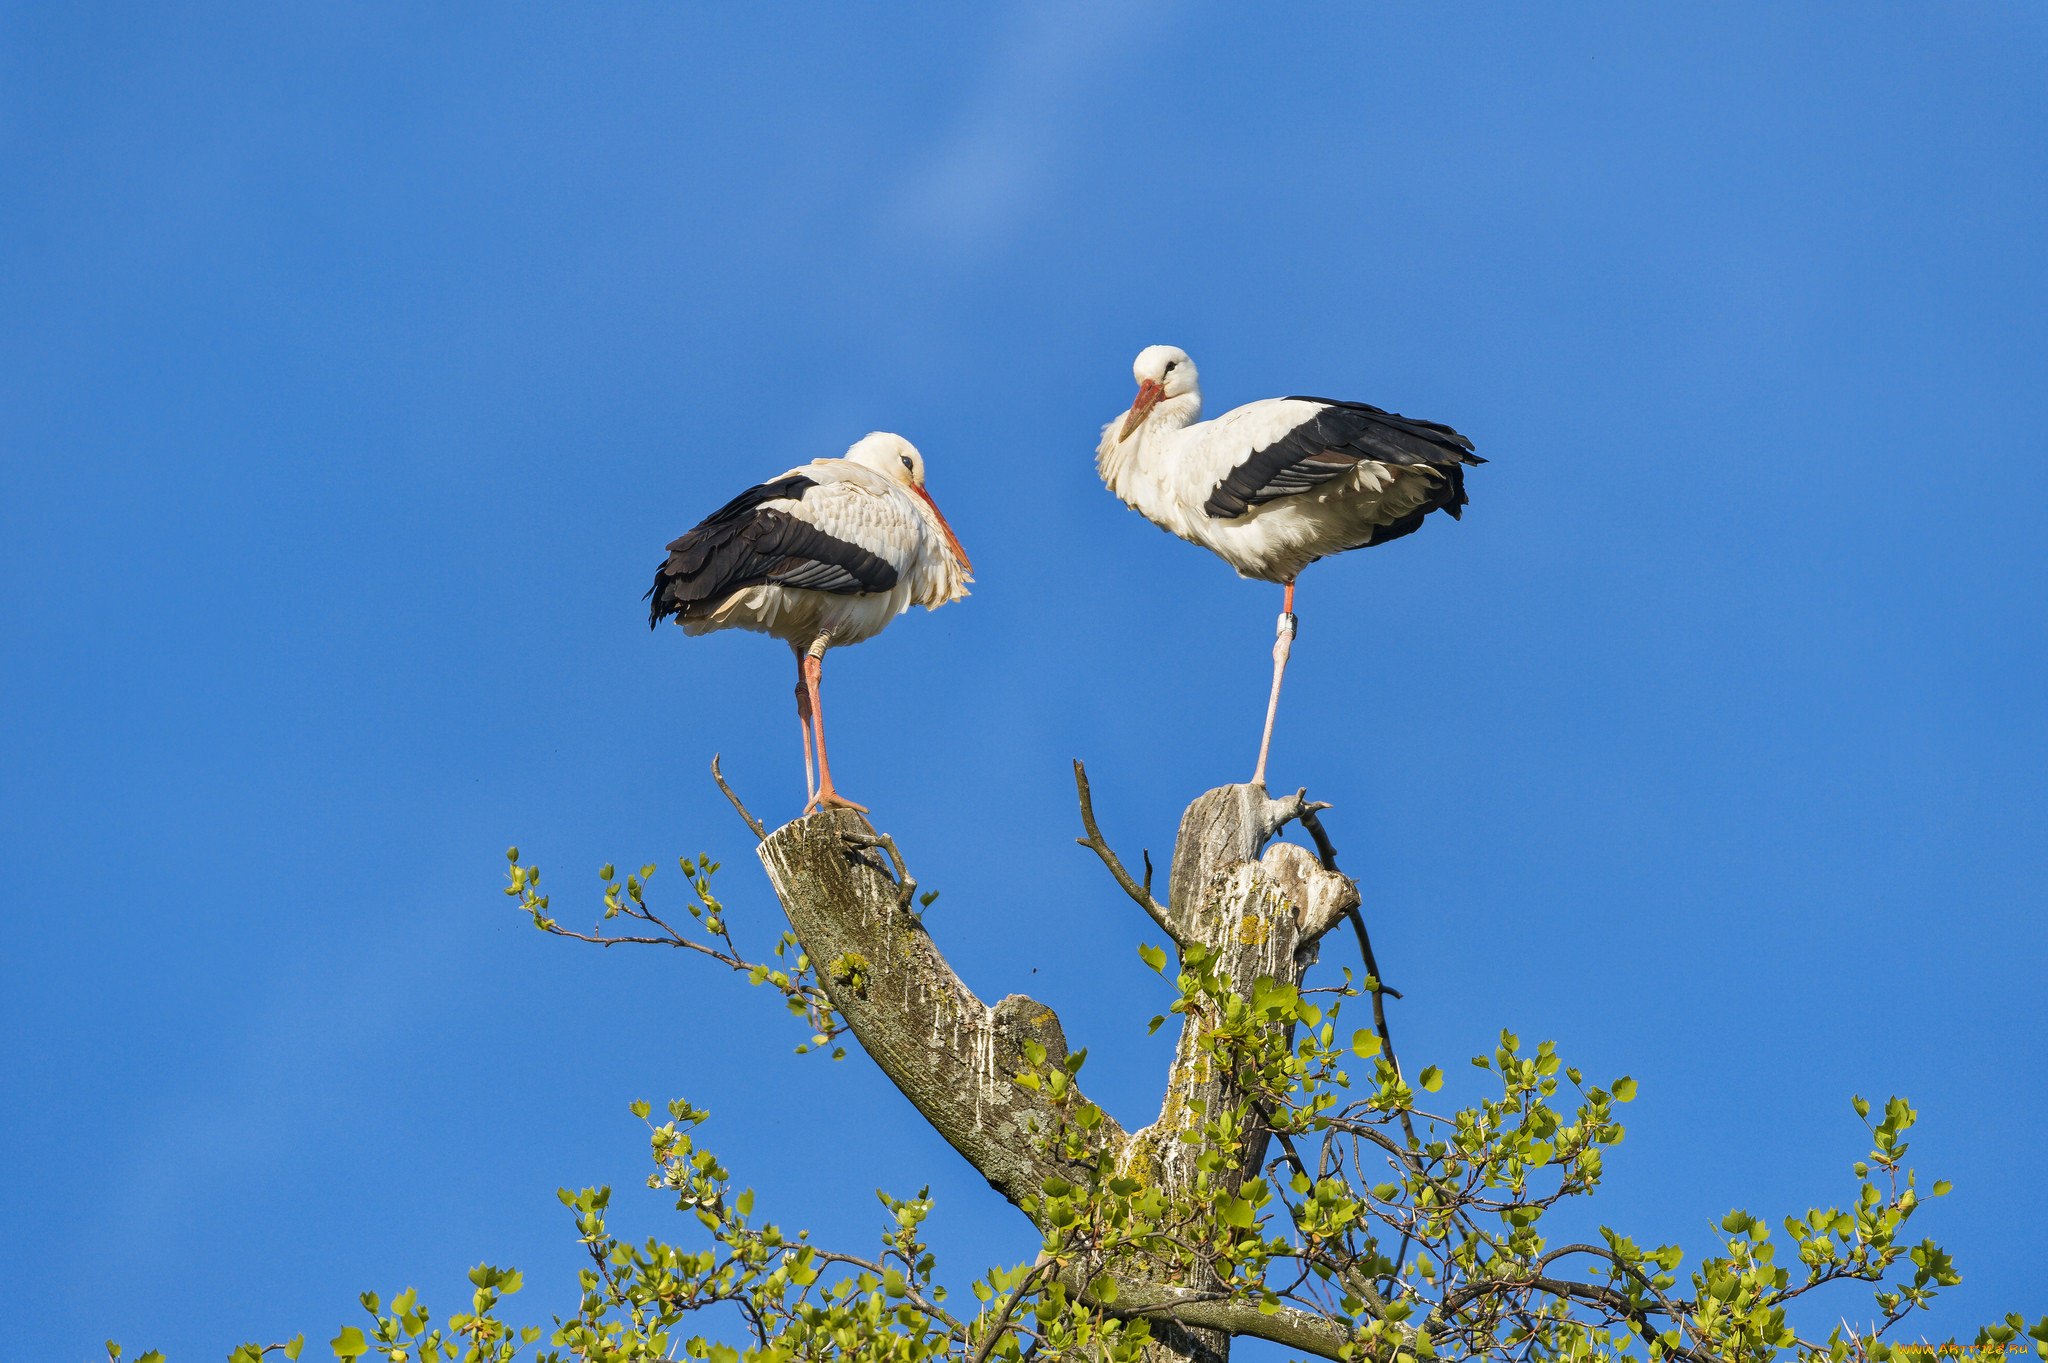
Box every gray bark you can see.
[758,807,1119,1207]
[754,782,1360,1363]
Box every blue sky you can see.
[4,4,2045,1357]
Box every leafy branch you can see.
[503,847,845,1057]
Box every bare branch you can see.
[1264,786,1332,835]
[711,754,766,842]
[1296,800,1343,872]
[839,828,917,909]
[1072,760,1180,941]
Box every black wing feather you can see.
[647,475,899,628]
[1204,399,1484,521]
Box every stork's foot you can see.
[805,788,870,815]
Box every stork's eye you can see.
[900,455,914,471]
[1164,360,1178,373]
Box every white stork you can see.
[1097,345,1483,788]
[649,432,972,813]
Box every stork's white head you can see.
[843,431,972,576]
[844,431,928,488]
[1117,345,1201,441]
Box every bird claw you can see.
[809,790,869,814]
[1293,787,1332,816]
[839,828,916,908]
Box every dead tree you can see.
[497,759,1988,1362]
[752,764,1363,1363]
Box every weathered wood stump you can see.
[755,777,1361,1363]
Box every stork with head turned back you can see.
[1097,345,1483,788]
[649,432,972,813]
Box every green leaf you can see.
[1351,1030,1382,1059]
[1612,1076,1638,1102]
[1418,1065,1443,1092]
[285,1336,305,1361]
[331,1326,369,1361]
[1089,1273,1120,1305]
[1137,942,1167,974]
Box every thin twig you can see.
[1346,912,1404,1002]
[807,1250,966,1336]
[1269,787,1334,841]
[1296,803,1342,874]
[1072,760,1178,940]
[711,754,766,842]
[966,1260,1056,1363]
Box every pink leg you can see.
[1252,579,1297,788]
[795,657,817,806]
[803,647,868,815]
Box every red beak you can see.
[913,485,972,575]
[1119,378,1165,441]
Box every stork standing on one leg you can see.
[649,432,972,813]
[1096,345,1483,788]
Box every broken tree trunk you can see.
[756,807,1119,1208]
[753,773,1361,1363]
